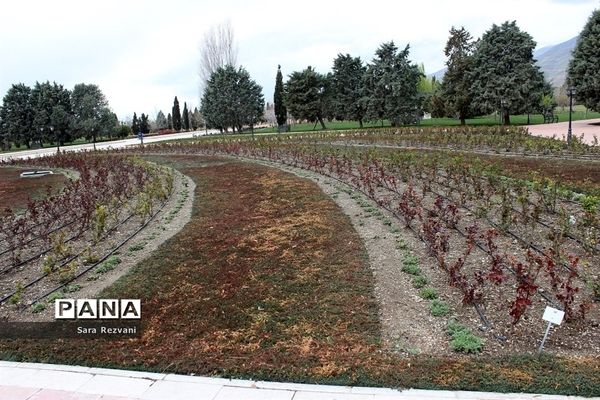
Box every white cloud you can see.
[0,0,597,119]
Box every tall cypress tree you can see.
[182,102,190,131]
[131,112,139,134]
[274,65,287,129]
[172,96,182,131]
[441,27,475,125]
[140,113,150,134]
[167,113,173,129]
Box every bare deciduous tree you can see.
[199,21,238,89]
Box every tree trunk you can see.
[459,111,466,125]
[527,113,530,125]
[318,118,326,130]
[359,119,363,128]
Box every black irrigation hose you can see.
[242,153,568,331]
[0,212,136,305]
[0,224,92,275]
[328,141,600,162]
[235,154,504,336]
[430,170,600,252]
[0,218,80,258]
[27,193,172,307]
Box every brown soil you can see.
[0,167,68,215]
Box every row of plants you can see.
[136,139,597,333]
[0,152,174,308]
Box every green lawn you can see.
[255,107,600,134]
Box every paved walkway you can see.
[0,130,216,162]
[526,118,600,145]
[0,361,589,400]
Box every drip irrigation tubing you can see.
[27,192,172,307]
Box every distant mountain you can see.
[428,36,578,89]
[533,36,578,88]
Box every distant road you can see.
[0,130,218,161]
[526,118,600,145]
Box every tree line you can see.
[273,21,553,130]
[136,97,203,135]
[197,12,600,134]
[0,82,123,150]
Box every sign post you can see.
[538,306,565,353]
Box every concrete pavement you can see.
[0,130,215,162]
[0,361,589,400]
[526,118,600,145]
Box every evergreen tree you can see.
[469,21,547,125]
[172,96,182,131]
[331,54,367,127]
[190,107,201,130]
[0,83,33,148]
[131,112,139,134]
[568,9,600,111]
[71,83,112,143]
[155,110,168,130]
[363,42,422,126]
[140,113,150,134]
[182,102,190,131]
[0,83,34,149]
[31,81,73,146]
[441,27,475,125]
[167,113,173,129]
[201,65,264,133]
[284,66,329,129]
[274,65,287,128]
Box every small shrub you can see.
[446,320,485,353]
[420,287,438,300]
[96,255,121,274]
[402,263,421,275]
[47,291,64,303]
[83,248,99,265]
[58,261,78,283]
[412,275,428,289]
[430,299,450,317]
[128,242,146,252]
[65,284,81,293]
[31,302,46,313]
[10,282,24,305]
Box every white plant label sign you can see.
[542,306,565,325]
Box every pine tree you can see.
[469,21,547,125]
[140,113,150,134]
[568,9,600,111]
[167,113,173,129]
[155,110,168,130]
[284,66,329,129]
[182,102,190,131]
[331,54,367,127]
[131,112,139,134]
[0,84,34,149]
[201,65,264,133]
[172,96,182,131]
[441,27,475,125]
[363,42,422,126]
[274,65,287,129]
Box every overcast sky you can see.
[0,0,598,120]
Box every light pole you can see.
[567,86,576,148]
[50,125,58,153]
[500,99,508,126]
